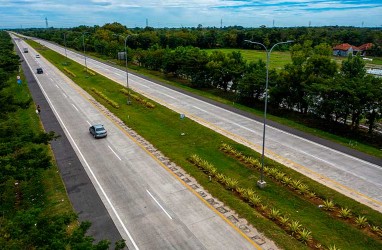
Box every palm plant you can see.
[269,208,281,221]
[298,228,312,244]
[289,220,302,235]
[249,195,262,207]
[338,207,352,219]
[355,215,368,228]
[322,199,335,211]
[279,215,290,226]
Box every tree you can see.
[236,60,268,105]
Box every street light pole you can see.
[114,34,132,105]
[63,32,68,60]
[82,32,88,73]
[245,40,293,189]
[123,35,131,105]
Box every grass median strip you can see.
[27,39,382,250]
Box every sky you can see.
[1,0,381,29]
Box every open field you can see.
[204,48,292,70]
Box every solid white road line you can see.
[108,145,122,161]
[146,190,173,220]
[71,103,78,111]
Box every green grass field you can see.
[27,39,382,250]
[204,48,292,70]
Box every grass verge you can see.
[7,66,74,218]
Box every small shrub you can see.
[236,187,246,196]
[248,195,261,207]
[322,199,335,211]
[268,168,278,178]
[91,88,119,108]
[328,245,340,250]
[281,176,292,185]
[215,173,225,183]
[297,183,309,195]
[280,215,290,226]
[289,220,302,235]
[235,151,244,160]
[249,157,260,168]
[220,143,234,154]
[259,204,268,212]
[338,207,352,219]
[306,191,317,199]
[298,228,312,244]
[275,171,285,181]
[209,168,218,177]
[355,215,368,228]
[225,177,239,190]
[315,243,322,249]
[371,225,382,236]
[120,89,155,108]
[291,180,302,190]
[84,68,96,76]
[245,189,255,199]
[263,166,270,174]
[269,208,281,221]
[63,67,76,77]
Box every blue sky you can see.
[1,0,381,29]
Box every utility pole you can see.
[45,17,48,29]
[146,18,148,27]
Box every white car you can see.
[36,54,40,58]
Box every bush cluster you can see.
[120,88,155,108]
[91,88,120,108]
[188,154,318,247]
[220,143,382,240]
[63,67,76,77]
[84,68,97,76]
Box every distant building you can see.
[358,43,374,56]
[333,43,373,57]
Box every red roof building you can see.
[333,43,373,57]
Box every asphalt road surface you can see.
[27,36,382,213]
[13,35,266,250]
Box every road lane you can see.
[14,35,265,250]
[30,37,382,212]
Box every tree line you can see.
[18,24,382,147]
[17,22,382,56]
[0,31,124,249]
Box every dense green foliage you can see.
[18,24,382,150]
[17,23,382,54]
[0,31,124,249]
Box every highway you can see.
[13,36,270,249]
[28,36,382,213]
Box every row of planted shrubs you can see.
[120,88,155,108]
[188,154,327,248]
[91,88,120,108]
[219,143,382,239]
[84,68,97,76]
[63,67,76,77]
